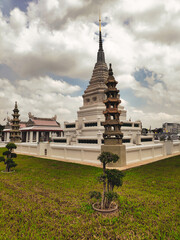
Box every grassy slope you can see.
[0,148,179,240]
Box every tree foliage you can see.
[106,169,125,191]
[6,143,17,151]
[105,191,119,206]
[89,191,101,200]
[0,142,17,172]
[98,151,119,172]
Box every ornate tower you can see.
[103,64,123,145]
[101,64,126,167]
[10,101,21,142]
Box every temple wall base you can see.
[101,144,126,167]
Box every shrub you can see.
[0,143,17,172]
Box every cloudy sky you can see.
[0,0,179,128]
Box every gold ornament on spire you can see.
[99,10,101,32]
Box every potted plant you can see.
[90,151,125,212]
[0,143,17,172]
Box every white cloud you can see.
[9,8,27,32]
[117,74,136,89]
[0,77,82,126]
[17,76,81,95]
[0,0,180,129]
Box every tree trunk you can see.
[101,162,106,209]
[6,165,9,172]
[107,182,109,192]
[110,184,113,191]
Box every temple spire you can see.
[97,12,105,62]
[99,10,101,32]
[81,12,108,108]
[15,101,18,109]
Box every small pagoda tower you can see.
[101,64,126,167]
[103,64,123,144]
[10,101,21,142]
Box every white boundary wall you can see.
[0,143,6,148]
[126,143,165,164]
[173,141,180,153]
[14,141,180,166]
[15,143,101,165]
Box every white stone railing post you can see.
[75,120,78,130]
[66,132,71,145]
[82,118,85,129]
[136,131,141,145]
[97,116,101,127]
[128,131,133,144]
[97,131,102,145]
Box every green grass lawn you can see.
[0,148,179,240]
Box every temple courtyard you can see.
[0,147,179,240]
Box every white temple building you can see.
[55,20,153,146]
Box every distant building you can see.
[3,112,63,143]
[163,123,180,134]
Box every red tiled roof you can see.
[20,123,26,128]
[32,119,59,126]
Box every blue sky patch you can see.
[123,18,132,26]
[133,68,162,88]
[0,0,33,16]
[121,88,147,108]
[0,64,20,82]
[48,73,85,97]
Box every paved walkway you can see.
[114,152,180,171]
[16,151,180,171]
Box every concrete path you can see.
[113,152,180,171]
[14,151,180,171]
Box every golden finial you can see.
[99,10,101,32]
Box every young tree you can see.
[97,152,120,209]
[0,143,17,172]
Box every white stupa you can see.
[61,18,152,146]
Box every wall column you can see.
[36,132,39,143]
[30,131,33,143]
[49,132,52,138]
[4,132,7,142]
[26,132,28,142]
[7,132,10,142]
